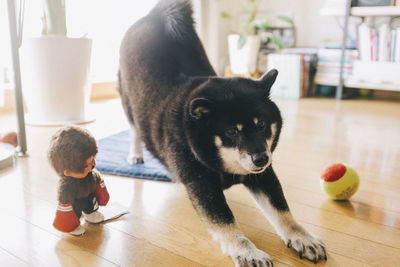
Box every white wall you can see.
[261,0,344,47]
[197,0,231,74]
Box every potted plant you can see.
[20,0,93,125]
[218,0,288,75]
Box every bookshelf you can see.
[319,5,400,17]
[336,2,400,99]
[351,6,400,16]
[345,80,400,91]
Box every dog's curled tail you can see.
[151,0,194,43]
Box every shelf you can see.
[344,79,400,91]
[316,79,400,91]
[351,6,400,17]
[319,6,400,17]
[319,4,400,98]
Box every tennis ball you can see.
[320,163,359,200]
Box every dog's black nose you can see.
[251,152,269,167]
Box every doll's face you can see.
[63,156,96,179]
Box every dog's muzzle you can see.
[251,152,269,167]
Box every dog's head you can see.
[186,69,282,175]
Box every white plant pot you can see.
[228,34,261,75]
[21,36,93,126]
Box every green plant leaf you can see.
[272,37,284,50]
[42,0,67,35]
[264,32,284,50]
[277,15,294,26]
[254,18,269,30]
[221,11,232,19]
[237,35,247,49]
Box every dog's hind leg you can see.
[127,124,144,164]
[118,74,144,164]
[180,164,273,267]
[123,112,144,165]
[244,167,327,264]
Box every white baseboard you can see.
[0,82,119,114]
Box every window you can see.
[0,0,159,88]
[66,0,159,82]
[1,0,205,88]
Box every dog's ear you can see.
[189,97,213,120]
[258,69,278,94]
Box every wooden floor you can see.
[0,98,399,267]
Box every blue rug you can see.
[96,130,171,182]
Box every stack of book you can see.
[267,53,302,99]
[315,49,358,86]
[266,48,318,99]
[358,23,400,62]
[280,48,318,97]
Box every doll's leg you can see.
[69,225,86,235]
[84,211,104,223]
[55,200,85,235]
[80,193,104,223]
[53,203,84,235]
[84,210,104,223]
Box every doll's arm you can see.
[95,180,109,206]
[92,169,102,183]
[93,170,109,206]
[53,203,80,232]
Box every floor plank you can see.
[0,248,30,267]
[0,98,399,266]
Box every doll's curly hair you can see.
[48,126,98,176]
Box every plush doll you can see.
[48,126,109,235]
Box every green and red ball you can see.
[320,163,360,200]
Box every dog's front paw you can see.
[223,237,273,267]
[284,226,326,264]
[127,154,144,164]
[232,250,273,267]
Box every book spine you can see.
[395,28,400,63]
[391,29,397,62]
[371,29,378,61]
[378,24,389,62]
[358,23,371,61]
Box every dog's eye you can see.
[225,128,238,137]
[258,121,266,129]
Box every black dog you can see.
[118,0,326,266]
